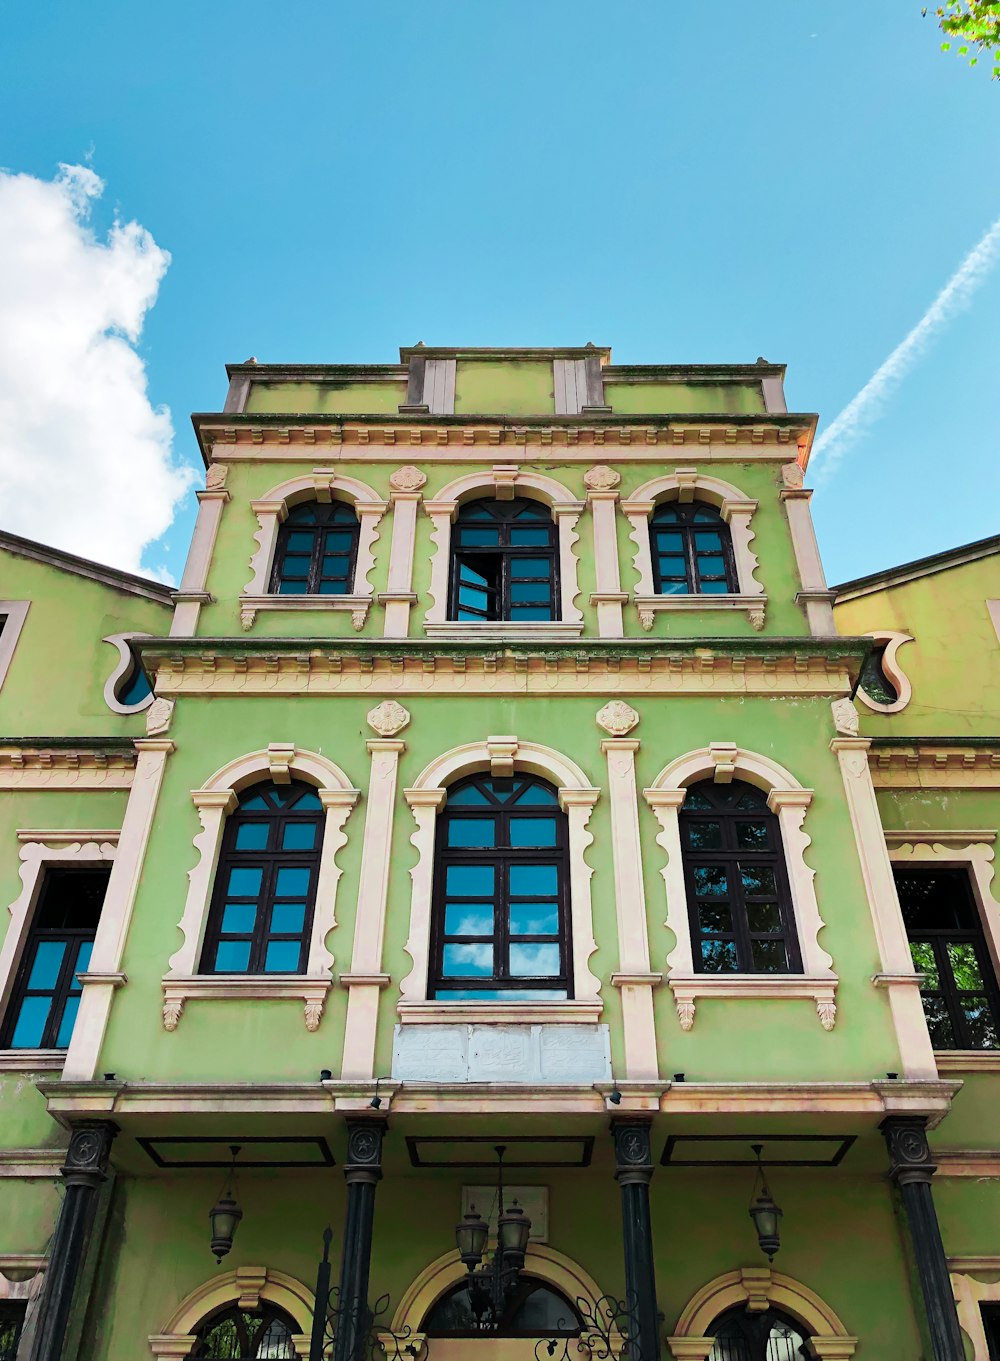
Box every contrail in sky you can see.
[811,212,1000,478]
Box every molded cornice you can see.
[190,410,817,466]
[136,636,867,699]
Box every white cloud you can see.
[0,163,195,577]
[811,211,1000,479]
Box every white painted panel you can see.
[391,1023,611,1083]
[553,359,587,416]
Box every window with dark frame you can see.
[430,774,571,1000]
[268,500,360,596]
[1,867,109,1051]
[650,500,738,596]
[858,643,898,706]
[895,867,1000,1050]
[191,1303,298,1360]
[0,1301,26,1361]
[707,1305,813,1360]
[199,782,325,976]
[680,780,802,975]
[449,498,559,623]
[982,1303,1000,1361]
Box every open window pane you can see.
[448,499,559,622]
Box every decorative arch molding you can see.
[163,744,360,1031]
[622,469,765,632]
[643,744,836,1032]
[102,632,155,715]
[856,630,914,714]
[0,833,119,1062]
[423,466,585,635]
[150,1265,313,1361]
[390,1242,608,1339]
[241,470,388,632]
[399,737,603,1019]
[667,1266,857,1360]
[952,1265,1000,1361]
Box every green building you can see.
[0,346,997,1361]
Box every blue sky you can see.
[1,0,998,586]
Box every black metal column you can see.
[612,1119,660,1361]
[333,1117,386,1361]
[30,1121,117,1361]
[882,1116,963,1361]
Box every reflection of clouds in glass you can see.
[509,904,559,935]
[510,943,561,977]
[444,905,494,937]
[443,943,493,976]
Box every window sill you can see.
[397,1000,603,1025]
[423,621,585,640]
[634,593,766,631]
[933,1051,1000,1073]
[667,973,838,1031]
[238,594,371,631]
[161,975,331,1032]
[0,1049,65,1072]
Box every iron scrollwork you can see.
[536,1292,640,1361]
[310,1229,421,1361]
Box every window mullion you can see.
[250,852,278,974]
[683,526,698,593]
[934,936,966,1047]
[44,939,78,1049]
[497,849,510,983]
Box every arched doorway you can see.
[422,1275,581,1360]
[705,1305,813,1360]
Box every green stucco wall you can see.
[453,361,554,415]
[245,382,407,415]
[606,382,766,416]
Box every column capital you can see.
[343,1116,387,1186]
[61,1120,118,1190]
[611,1116,655,1184]
[881,1115,936,1186]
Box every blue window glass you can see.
[270,499,360,596]
[201,782,324,976]
[432,773,568,999]
[2,868,108,1051]
[117,664,152,707]
[649,500,737,596]
[235,822,269,851]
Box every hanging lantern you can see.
[748,1144,782,1261]
[209,1145,243,1263]
[497,1199,531,1268]
[455,1207,489,1271]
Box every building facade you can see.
[0,346,997,1361]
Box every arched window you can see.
[707,1305,813,1360]
[450,499,559,622]
[191,1303,298,1359]
[431,774,571,999]
[858,643,898,706]
[200,782,325,975]
[423,1277,581,1337]
[650,501,738,595]
[680,780,801,975]
[269,500,360,596]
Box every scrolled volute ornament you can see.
[536,1292,638,1361]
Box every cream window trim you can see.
[0,832,118,1042]
[399,738,602,1009]
[857,630,914,713]
[102,633,154,714]
[423,621,585,640]
[239,471,387,631]
[643,745,836,1032]
[622,471,765,632]
[151,1265,314,1361]
[952,1269,1000,1361]
[0,601,30,690]
[161,745,359,1032]
[423,468,584,629]
[668,1266,857,1360]
[161,975,332,1033]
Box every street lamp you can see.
[209,1145,243,1263]
[748,1144,782,1261]
[454,1146,533,1328]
